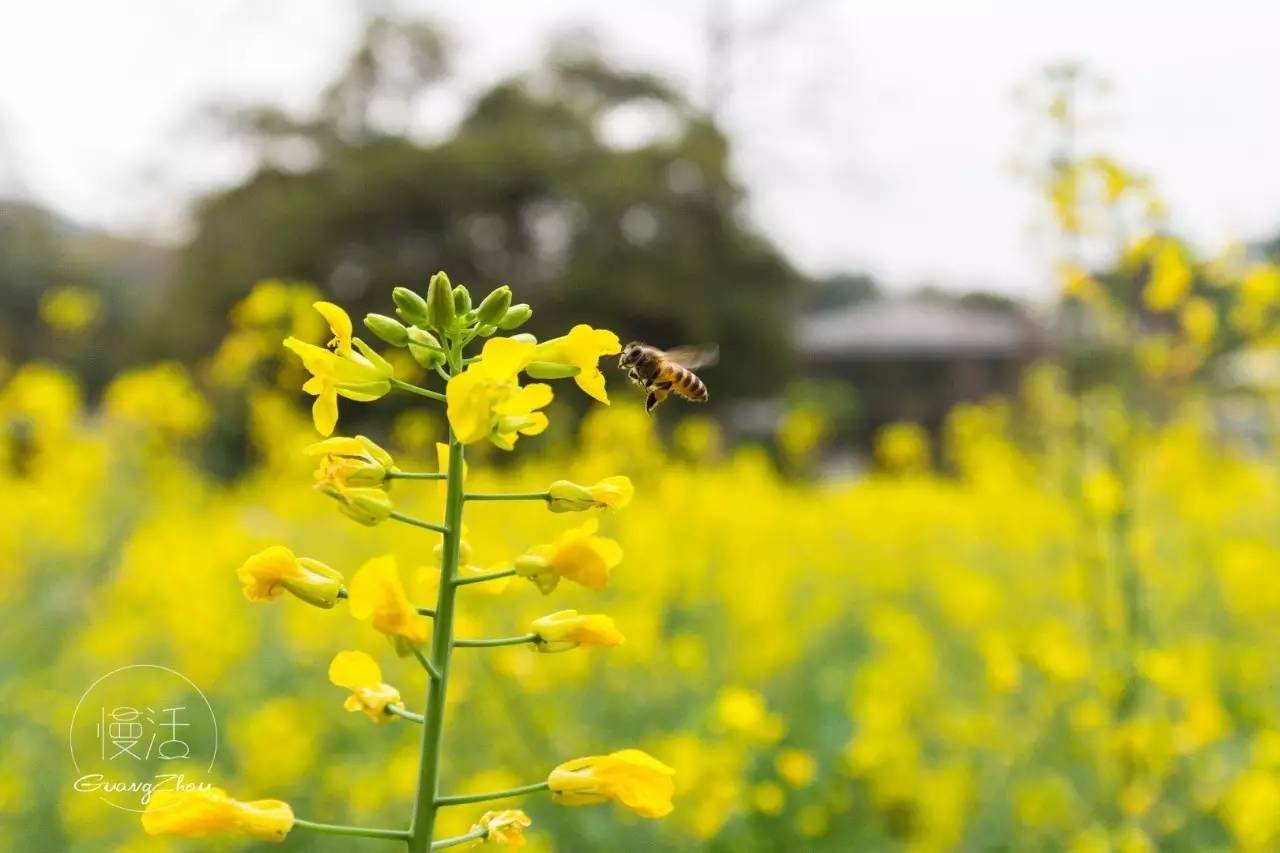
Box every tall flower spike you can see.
[346,554,430,655]
[548,749,675,818]
[284,302,394,435]
[237,545,344,608]
[531,610,625,653]
[142,787,294,842]
[514,518,623,594]
[533,324,622,403]
[328,650,404,723]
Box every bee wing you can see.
[662,345,719,370]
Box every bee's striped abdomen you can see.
[671,365,708,402]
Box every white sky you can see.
[3,0,1280,300]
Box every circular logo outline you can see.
[68,663,219,813]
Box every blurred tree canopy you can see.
[168,16,799,402]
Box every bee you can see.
[618,342,718,414]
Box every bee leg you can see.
[645,390,663,414]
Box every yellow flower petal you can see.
[314,301,353,354]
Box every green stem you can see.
[454,633,538,648]
[386,471,448,481]
[435,781,550,808]
[408,427,467,852]
[464,491,550,503]
[292,818,409,841]
[389,510,449,535]
[453,568,517,587]
[431,828,487,849]
[391,378,446,402]
[386,704,425,724]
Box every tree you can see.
[169,17,798,402]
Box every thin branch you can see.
[391,378,446,402]
[435,781,551,807]
[389,510,449,535]
[412,647,440,681]
[454,633,539,649]
[385,704,425,724]
[386,471,448,481]
[453,568,517,587]
[292,817,410,840]
[431,827,487,849]
[464,492,550,503]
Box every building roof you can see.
[801,298,1040,359]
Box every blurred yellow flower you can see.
[237,545,344,608]
[1180,297,1218,348]
[548,749,675,818]
[1144,240,1193,312]
[39,285,101,333]
[546,476,634,512]
[328,650,404,723]
[875,422,930,474]
[307,434,396,488]
[283,301,393,435]
[531,609,625,653]
[141,787,293,842]
[533,324,622,403]
[347,554,430,655]
[775,749,817,788]
[473,809,531,847]
[446,337,552,449]
[514,518,623,594]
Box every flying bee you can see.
[618,342,718,414]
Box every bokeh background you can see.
[5,2,1280,850]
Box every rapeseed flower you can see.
[548,749,675,818]
[473,809,531,846]
[141,787,293,842]
[531,610,624,652]
[532,324,621,403]
[284,302,393,435]
[237,545,344,608]
[346,554,430,655]
[546,476,634,512]
[446,337,552,449]
[328,650,404,723]
[513,518,623,593]
[307,434,396,489]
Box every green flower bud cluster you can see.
[365,272,531,368]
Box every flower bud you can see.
[452,285,472,315]
[475,286,513,325]
[476,324,497,337]
[364,313,409,347]
[427,271,456,330]
[320,484,394,526]
[498,303,533,330]
[392,287,430,326]
[407,327,446,368]
[547,476,634,512]
[526,361,582,380]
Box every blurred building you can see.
[801,297,1049,438]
